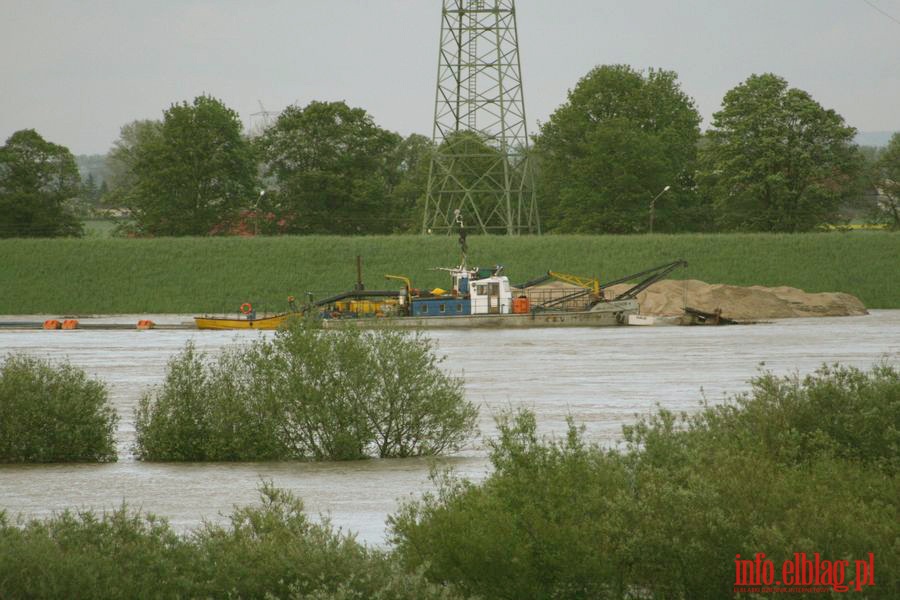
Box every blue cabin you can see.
[411,298,470,316]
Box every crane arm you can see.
[547,271,601,296]
[607,260,688,300]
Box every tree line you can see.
[2,65,898,238]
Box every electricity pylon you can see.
[422,0,539,235]
[249,100,279,137]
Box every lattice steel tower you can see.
[422,0,539,235]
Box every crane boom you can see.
[547,271,601,296]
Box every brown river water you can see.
[1,311,898,545]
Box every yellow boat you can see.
[194,313,296,330]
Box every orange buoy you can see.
[136,319,155,330]
[42,319,61,330]
[60,319,79,330]
[240,302,253,315]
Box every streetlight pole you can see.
[648,185,671,234]
[254,190,265,236]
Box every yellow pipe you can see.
[385,274,412,292]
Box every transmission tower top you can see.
[422,0,540,235]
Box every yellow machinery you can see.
[547,271,602,298]
[385,274,412,294]
[333,298,399,315]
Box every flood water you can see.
[1,311,898,545]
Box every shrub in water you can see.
[0,506,192,598]
[270,323,476,460]
[134,342,291,461]
[686,362,900,473]
[190,482,468,599]
[389,363,900,599]
[0,483,468,599]
[135,319,476,461]
[0,353,118,462]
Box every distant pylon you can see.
[422,0,540,235]
[249,100,279,136]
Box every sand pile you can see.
[603,279,867,321]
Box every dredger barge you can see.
[194,257,687,331]
[194,218,687,330]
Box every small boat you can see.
[194,312,296,330]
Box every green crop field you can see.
[1,232,898,314]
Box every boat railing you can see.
[518,287,594,312]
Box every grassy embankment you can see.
[1,232,898,314]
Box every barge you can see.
[195,219,685,331]
[194,257,684,331]
[320,300,639,329]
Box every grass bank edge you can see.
[1,231,898,313]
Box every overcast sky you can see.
[2,0,898,155]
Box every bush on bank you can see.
[134,320,477,461]
[389,364,900,599]
[0,353,118,462]
[0,483,466,600]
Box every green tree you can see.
[534,65,702,233]
[102,119,162,207]
[874,133,900,229]
[134,321,476,461]
[81,173,98,203]
[257,101,402,234]
[424,130,512,233]
[0,129,83,238]
[699,74,861,232]
[0,353,118,462]
[74,172,104,217]
[388,133,435,232]
[125,97,257,236]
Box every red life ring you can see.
[240,302,253,315]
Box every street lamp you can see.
[648,185,671,234]
[254,190,265,236]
